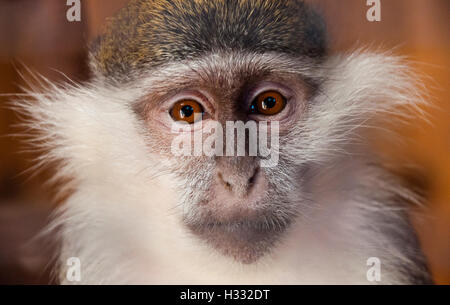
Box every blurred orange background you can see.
[0,0,448,284]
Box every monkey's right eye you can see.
[170,100,204,124]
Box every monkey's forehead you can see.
[91,0,327,82]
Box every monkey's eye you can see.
[170,100,204,124]
[250,91,286,115]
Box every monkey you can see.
[16,0,433,284]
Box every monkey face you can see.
[134,52,321,263]
[85,0,327,265]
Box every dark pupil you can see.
[262,96,277,109]
[180,105,194,118]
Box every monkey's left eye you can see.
[170,100,204,124]
[250,91,286,116]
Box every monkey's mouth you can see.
[201,218,288,231]
[181,168,297,263]
[186,212,292,264]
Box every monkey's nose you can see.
[216,167,261,198]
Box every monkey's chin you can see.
[186,215,290,264]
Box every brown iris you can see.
[250,91,286,115]
[170,100,204,124]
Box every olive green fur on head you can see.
[91,0,327,81]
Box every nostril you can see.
[248,167,259,187]
[217,172,233,191]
